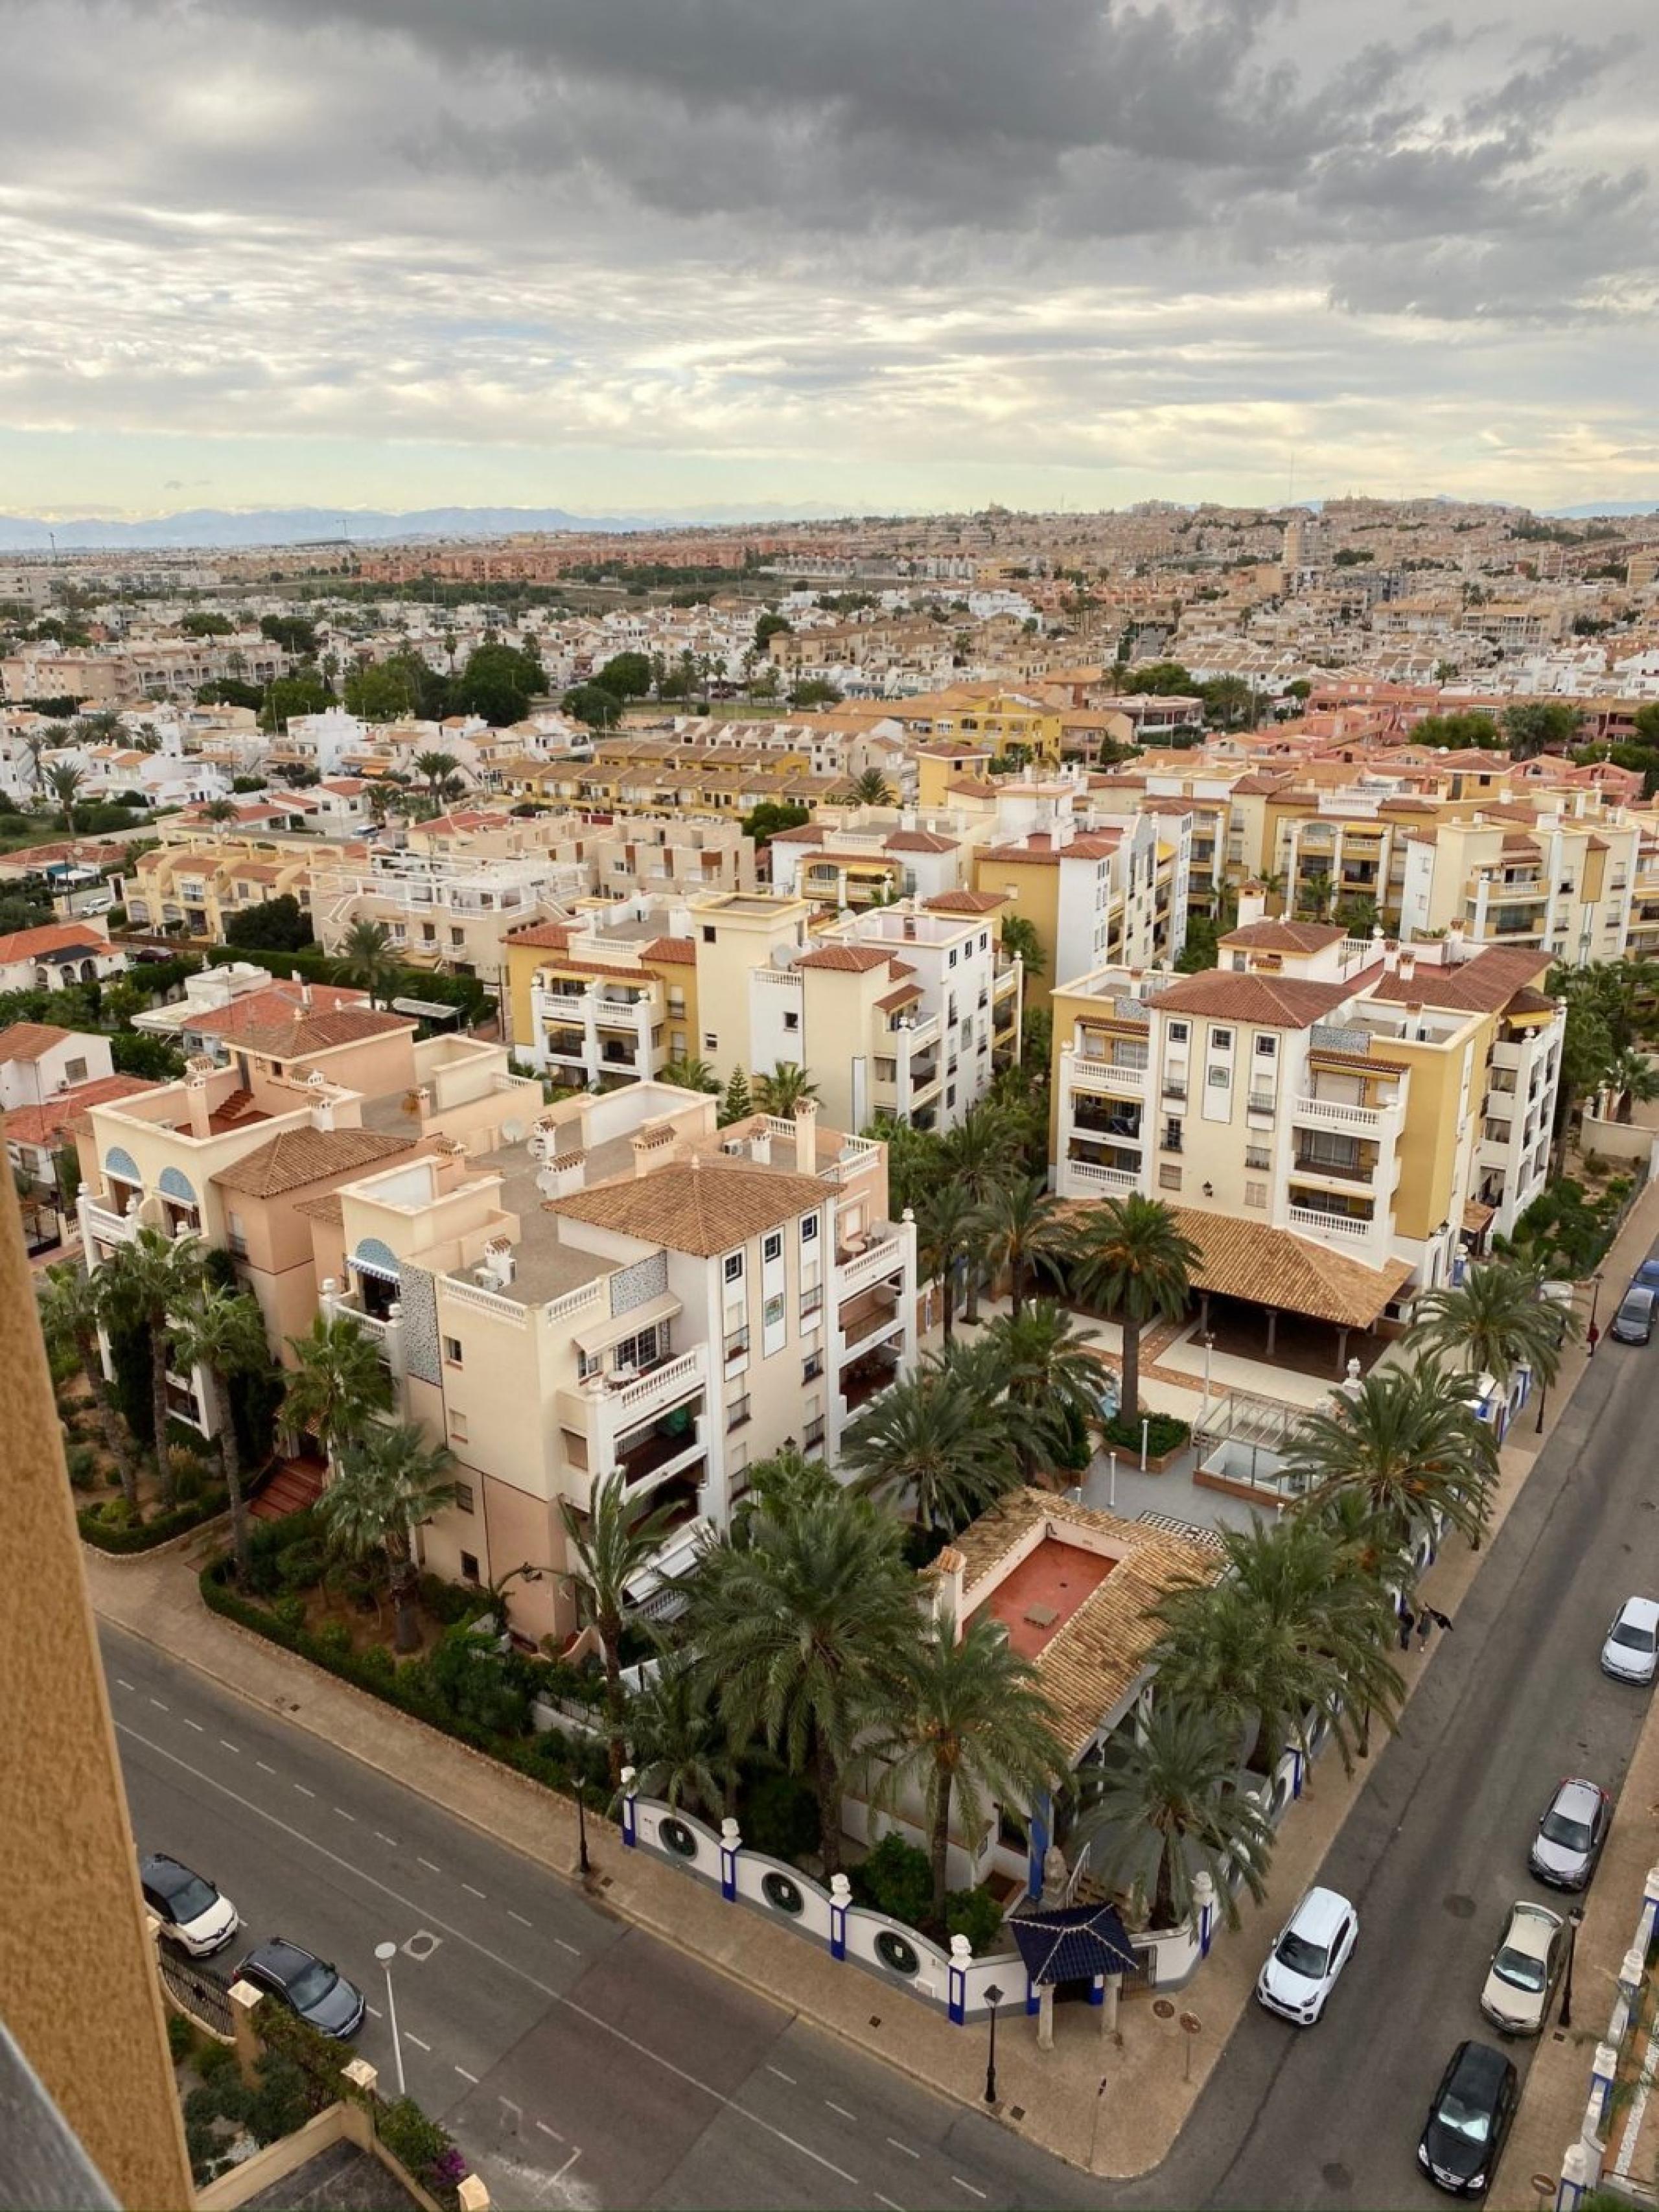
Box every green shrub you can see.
[78,1488,228,1553]
[272,1594,307,1632]
[418,1571,488,1625]
[850,1832,933,1927]
[1098,1410,1191,1458]
[65,1443,99,1489]
[99,1496,136,1528]
[275,1538,327,1592]
[312,1620,353,1662]
[166,2012,197,2066]
[944,1884,1007,1957]
[378,2097,452,2180]
[185,2118,220,2183]
[247,2051,312,2146]
[740,1769,820,1863]
[196,2040,238,2083]
[354,1642,396,1689]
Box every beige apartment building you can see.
[124,826,366,941]
[1398,811,1637,966]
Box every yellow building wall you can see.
[1385,1038,1471,1244]
[968,855,1063,1005]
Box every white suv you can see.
[1256,1886,1358,2025]
[1601,1597,1659,1684]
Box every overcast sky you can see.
[4,0,1656,520]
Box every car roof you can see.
[1503,1902,1560,1955]
[1448,2041,1512,2093]
[1554,1777,1603,1815]
[1617,1597,1659,1631]
[1288,1886,1354,1942]
[246,1938,312,1979]
[139,1854,198,1895]
[1618,1286,1656,1312]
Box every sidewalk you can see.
[87,1181,1659,2182]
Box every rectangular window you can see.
[1255,1034,1277,1057]
[783,1009,800,1032]
[763,1231,782,1263]
[800,1282,823,1322]
[763,1292,785,1332]
[459,1550,480,1583]
[443,1336,463,1368]
[1168,1021,1189,1043]
[803,1351,823,1382]
[64,1056,87,1084]
[1207,1065,1230,1088]
[1159,1163,1182,1191]
[449,1410,469,1443]
[577,1347,602,1381]
[704,1032,719,1053]
[701,925,716,943]
[800,1214,818,1244]
[725,1324,749,1363]
[726,1394,752,1433]
[724,1251,744,1284]
[1246,1181,1268,1209]
[454,1482,475,1515]
[1211,1029,1233,1051]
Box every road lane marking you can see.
[876,2196,907,2211]
[111,1722,855,2190]
[767,2065,796,2083]
[375,1832,397,1846]
[256,1761,277,1775]
[951,2181,987,2200]
[115,1678,133,1690]
[181,1717,204,1733]
[334,1807,356,1822]
[462,1882,486,1898]
[886,2139,920,2158]
[148,1698,168,1711]
[552,2150,582,2185]
[535,2121,563,2143]
[554,1938,580,1957]
[825,2100,857,2121]
[454,2065,480,2084]
[367,2005,382,2020]
[419,1857,441,1872]
[218,1739,240,1754]
[406,2033,432,2052]
[508,1910,532,1927]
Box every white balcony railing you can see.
[836,1231,908,1300]
[82,1197,137,1250]
[1071,1055,1148,1097]
[1291,1091,1399,1134]
[605,1347,706,1428]
[1065,1158,1142,1194]
[1287,1204,1376,1246]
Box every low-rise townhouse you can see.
[310,848,581,985]
[0,917,128,994]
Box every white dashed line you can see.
[181,1717,204,1733]
[218,1740,240,1754]
[886,2139,920,2159]
[374,1832,397,1846]
[825,2100,857,2121]
[367,2005,382,2020]
[418,1857,441,1873]
[293,1784,316,1799]
[876,2196,907,2212]
[115,1678,133,1690]
[462,1881,486,1898]
[454,2065,480,2084]
[554,1937,581,1957]
[334,1807,356,1822]
[507,1909,532,1927]
[256,1760,276,1775]
[148,1698,168,1711]
[552,2151,582,2185]
[535,2121,563,2143]
[952,2180,988,2201]
[766,2065,796,2084]
[406,2034,431,2053]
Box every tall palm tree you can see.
[1409,1259,1574,1390]
[200,796,240,835]
[104,1228,203,1504]
[38,1261,139,1508]
[998,914,1045,982]
[47,761,86,835]
[843,1360,1018,1534]
[1151,1514,1402,1780]
[282,1310,393,1471]
[850,767,895,807]
[559,1471,681,1787]
[320,1422,459,1653]
[973,1174,1069,1316]
[1067,1194,1200,1421]
[916,1182,975,1342]
[979,1301,1104,1481]
[1281,1354,1498,1572]
[337,916,399,1009]
[1074,1701,1275,1933]
[659,1055,719,1095]
[412,749,461,806]
[627,1653,741,1822]
[1603,1046,1659,1125]
[683,1488,916,1875]
[172,1287,271,1579]
[941,1104,1020,1323]
[863,1611,1069,1927]
[752,1062,818,1118]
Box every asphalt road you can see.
[1121,1336,1659,2211]
[104,1626,1102,2212]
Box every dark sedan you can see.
[1417,2040,1518,2195]
[234,1939,366,2039]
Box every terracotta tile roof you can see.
[876,983,923,1012]
[885,830,958,854]
[945,777,1001,798]
[183,982,367,1037]
[795,945,894,973]
[293,1191,345,1224]
[192,1004,415,1057]
[549,1156,828,1256]
[0,924,111,966]
[767,826,825,845]
[1063,1205,1415,1329]
[923,890,1006,914]
[1149,970,1354,1029]
[0,1021,75,1062]
[942,1489,1222,1758]
[643,937,697,966]
[505,920,576,951]
[1505,985,1557,1016]
[3,1075,159,1146]
[1369,944,1549,1014]
[1221,920,1346,953]
[211,1127,415,1199]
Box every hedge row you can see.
[78,1489,229,1554]
[198,1559,605,1798]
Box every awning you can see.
[572,1292,679,1356]
[1462,1200,1496,1235]
[1008,1902,1138,1986]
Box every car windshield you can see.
[1618,1299,1649,1325]
[1494,1945,1547,1993]
[284,1960,338,2011]
[169,1876,218,1923]
[1275,1930,1329,1977]
[1437,2090,1493,2145]
[1612,1622,1655,1650]
[1541,1808,1593,1851]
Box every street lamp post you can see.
[1201,1331,1215,1424]
[1560,1907,1584,2029]
[575,1776,592,1877]
[373,1942,405,2098]
[982,1983,1003,2106]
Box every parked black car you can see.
[1417,2041,1518,2195]
[1611,1286,1656,1345]
[234,1939,365,2039]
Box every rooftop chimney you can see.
[1398,951,1416,983]
[793,1097,818,1163]
[1236,881,1266,929]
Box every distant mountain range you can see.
[1545,502,1659,518]
[0,502,848,552]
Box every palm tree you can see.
[412,749,460,806]
[1409,1259,1575,1390]
[999,914,1045,982]
[47,761,86,835]
[973,1175,1069,1316]
[916,1182,975,1342]
[1074,1701,1275,1933]
[1068,1194,1200,1421]
[850,767,895,807]
[1280,1354,1499,1572]
[752,1062,818,1118]
[1150,1514,1403,1780]
[559,1471,681,1787]
[684,1487,916,1875]
[200,796,240,835]
[1603,1046,1659,1125]
[979,1301,1105,1481]
[659,1056,719,1095]
[337,917,399,1009]
[103,1228,203,1504]
[320,1423,459,1653]
[942,1104,1021,1323]
[38,1261,139,1508]
[173,1287,271,1579]
[281,1310,393,1471]
[627,1654,741,1822]
[863,1611,1069,1927]
[843,1361,1019,1534]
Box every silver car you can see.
[1528,1777,1610,1891]
[1601,1597,1659,1684]
[1479,1900,1565,2036]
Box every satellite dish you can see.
[501,1117,526,1145]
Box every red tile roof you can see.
[0,1021,75,1062]
[4,1075,159,1146]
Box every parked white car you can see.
[1255,1885,1358,2025]
[1601,1597,1659,1684]
[1479,1900,1565,2036]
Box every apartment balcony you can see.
[1073,1099,1143,1141]
[1071,1053,1148,1098]
[1290,1145,1380,1188]
[615,1410,707,1496]
[839,1344,903,1417]
[835,1223,909,1300]
[837,1283,905,1364]
[1161,1075,1189,1103]
[558,1347,708,1468]
[80,1195,137,1255]
[892,1012,941,1051]
[1291,1090,1403,1136]
[1063,1158,1143,1197]
[993,965,1020,1000]
[1287,1201,1378,1248]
